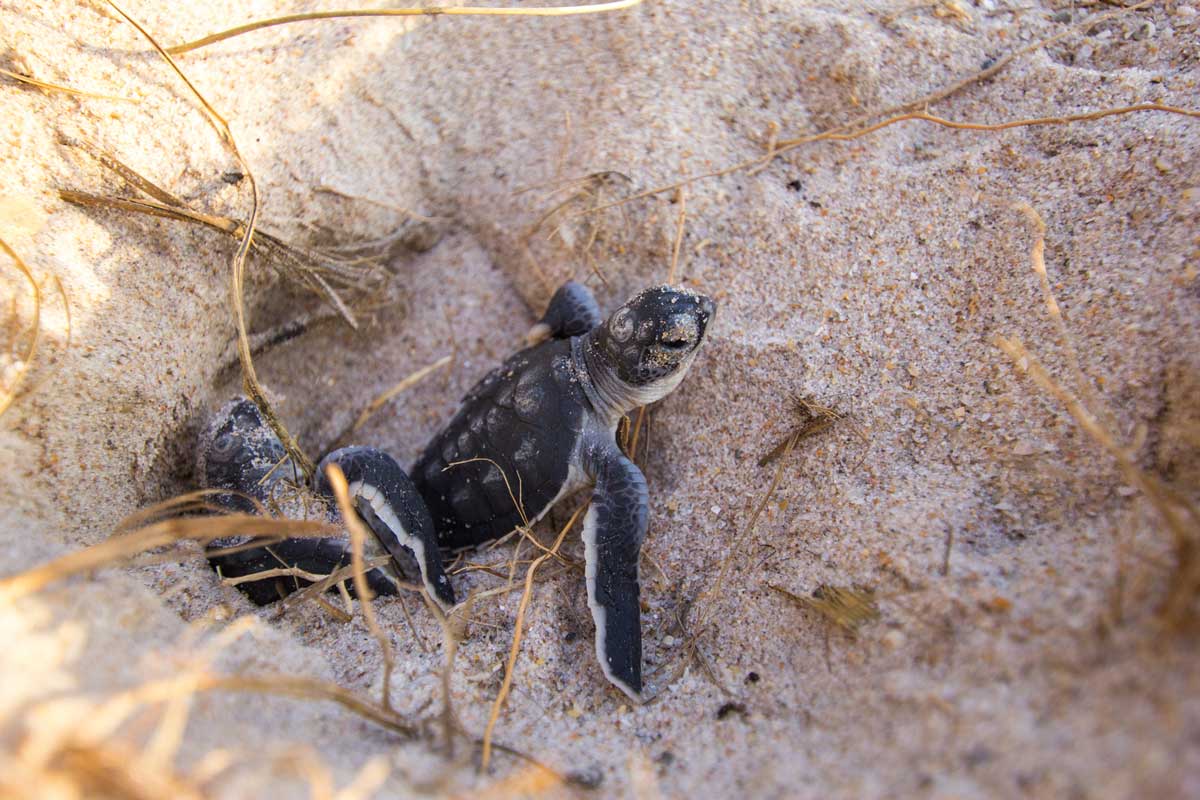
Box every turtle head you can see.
[197,397,287,510]
[582,286,716,417]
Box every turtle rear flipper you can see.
[525,280,602,344]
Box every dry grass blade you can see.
[114,488,266,531]
[758,396,847,467]
[60,134,186,205]
[667,187,686,285]
[772,104,1200,151]
[995,206,1199,626]
[585,104,1199,219]
[446,457,530,530]
[674,397,851,691]
[770,584,880,636]
[198,674,416,737]
[0,238,41,417]
[0,513,335,602]
[60,187,380,320]
[576,0,1177,218]
[281,554,396,610]
[322,355,452,454]
[167,0,647,54]
[995,336,1200,625]
[696,427,799,625]
[0,66,137,102]
[352,355,452,433]
[104,0,315,478]
[60,138,383,318]
[221,565,332,587]
[62,188,237,231]
[480,503,586,772]
[325,463,397,711]
[420,589,473,756]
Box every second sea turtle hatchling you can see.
[197,397,456,610]
[413,282,716,700]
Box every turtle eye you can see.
[608,309,634,342]
[210,431,241,459]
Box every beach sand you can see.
[1,0,1198,796]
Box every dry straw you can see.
[0,66,137,102]
[577,0,1197,218]
[995,209,1199,627]
[0,238,41,417]
[166,0,646,54]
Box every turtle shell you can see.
[412,337,588,549]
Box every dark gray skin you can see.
[413,282,715,700]
[197,398,455,609]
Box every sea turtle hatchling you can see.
[197,282,715,701]
[412,282,715,700]
[196,397,456,610]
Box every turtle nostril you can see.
[662,337,690,350]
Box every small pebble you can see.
[1051,9,1071,23]
[1131,20,1155,40]
[567,766,604,789]
[882,629,907,650]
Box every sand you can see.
[1,0,1198,796]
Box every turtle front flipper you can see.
[209,537,398,605]
[316,446,456,611]
[526,280,602,344]
[582,441,649,702]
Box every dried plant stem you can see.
[667,187,686,285]
[697,430,799,631]
[773,104,1200,151]
[200,674,416,737]
[221,565,331,586]
[584,103,1199,218]
[0,514,334,602]
[348,354,451,434]
[859,0,1157,128]
[0,238,41,417]
[577,0,1172,219]
[104,0,315,478]
[995,336,1199,625]
[325,463,397,711]
[480,503,586,771]
[997,205,1198,624]
[0,67,136,102]
[167,0,647,54]
[1013,203,1113,430]
[282,554,394,610]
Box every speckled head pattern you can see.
[196,397,286,513]
[591,285,716,388]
